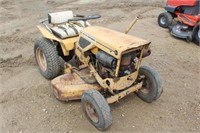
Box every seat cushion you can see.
[51,21,90,39]
[51,23,81,39]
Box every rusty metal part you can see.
[135,48,151,58]
[107,81,143,104]
[36,47,47,71]
[142,48,151,58]
[51,72,102,101]
[85,102,99,123]
[120,54,131,66]
[73,67,97,84]
[138,76,151,94]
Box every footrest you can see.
[178,14,198,26]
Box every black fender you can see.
[164,6,176,13]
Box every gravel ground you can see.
[0,0,200,132]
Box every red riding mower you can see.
[158,0,200,45]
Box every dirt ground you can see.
[0,0,200,132]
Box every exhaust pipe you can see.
[135,48,151,58]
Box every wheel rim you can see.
[160,17,166,25]
[36,47,47,71]
[198,29,200,38]
[85,102,99,123]
[139,77,152,94]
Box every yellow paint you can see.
[37,25,78,56]
[47,25,152,103]
[91,47,99,54]
[81,26,151,58]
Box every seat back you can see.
[48,11,73,24]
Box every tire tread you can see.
[158,12,173,28]
[82,90,112,130]
[34,37,62,79]
[136,66,162,103]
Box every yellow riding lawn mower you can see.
[34,11,162,130]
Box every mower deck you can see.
[51,71,102,101]
[51,66,144,103]
[171,24,192,40]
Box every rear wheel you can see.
[194,25,200,46]
[34,37,62,79]
[81,90,112,130]
[136,66,162,103]
[158,12,173,28]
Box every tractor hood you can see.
[80,26,150,55]
[166,0,197,7]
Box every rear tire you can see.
[158,12,173,28]
[81,90,112,130]
[194,24,200,46]
[136,66,162,103]
[34,37,62,79]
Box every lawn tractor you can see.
[34,11,162,130]
[158,0,200,45]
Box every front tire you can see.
[158,12,173,28]
[81,90,112,130]
[34,37,62,79]
[136,66,162,103]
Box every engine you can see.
[118,52,137,77]
[89,50,147,79]
[96,51,117,69]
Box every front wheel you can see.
[158,12,173,28]
[81,90,112,130]
[136,66,162,103]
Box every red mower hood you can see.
[167,0,197,7]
